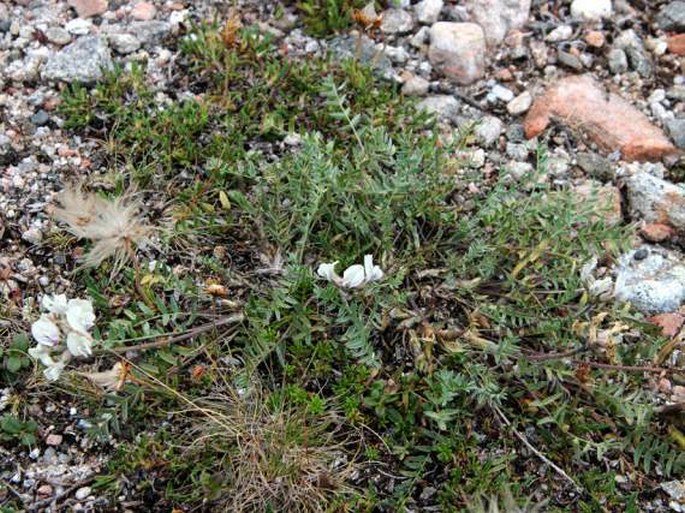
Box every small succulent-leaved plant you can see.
[317,255,384,289]
[28,294,96,381]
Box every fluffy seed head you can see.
[52,186,152,275]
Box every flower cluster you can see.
[317,255,384,289]
[29,294,96,381]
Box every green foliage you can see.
[50,21,675,513]
[294,0,370,36]
[220,83,447,259]
[0,333,32,382]
[0,414,37,446]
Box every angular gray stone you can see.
[401,75,430,96]
[557,50,583,70]
[625,172,685,231]
[42,35,113,82]
[415,0,444,24]
[506,141,529,160]
[65,18,92,35]
[410,26,430,47]
[75,486,92,500]
[661,481,685,505]
[127,21,171,45]
[657,1,685,31]
[474,116,503,147]
[570,0,612,20]
[504,161,534,181]
[608,48,628,74]
[383,45,409,63]
[614,29,652,78]
[666,118,685,150]
[330,35,392,78]
[416,95,461,122]
[30,110,49,126]
[4,48,49,82]
[507,91,533,115]
[380,9,414,34]
[44,27,71,46]
[490,84,514,102]
[576,152,613,181]
[108,33,140,54]
[545,25,573,42]
[429,22,485,85]
[614,246,685,314]
[464,0,531,47]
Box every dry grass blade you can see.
[182,387,358,512]
[51,186,153,276]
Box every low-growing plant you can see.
[0,333,32,378]
[40,20,679,513]
[0,414,37,447]
[293,0,371,36]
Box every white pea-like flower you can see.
[31,316,61,346]
[317,261,341,285]
[66,299,96,332]
[341,264,366,288]
[28,345,56,367]
[318,255,384,289]
[44,362,66,382]
[29,295,97,383]
[363,254,384,283]
[66,331,93,358]
[41,294,69,314]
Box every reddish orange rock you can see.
[524,75,679,161]
[584,30,605,48]
[131,2,156,20]
[68,0,108,18]
[495,68,514,82]
[640,222,675,242]
[668,34,685,56]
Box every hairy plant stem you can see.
[107,312,245,354]
[125,238,156,311]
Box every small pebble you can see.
[633,248,649,261]
[45,27,72,46]
[490,84,514,102]
[546,25,573,42]
[45,433,63,446]
[65,18,92,35]
[402,75,430,96]
[31,110,49,126]
[131,2,157,21]
[507,91,533,115]
[557,50,584,70]
[75,486,92,500]
[37,484,53,498]
[584,30,605,47]
[22,227,42,244]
